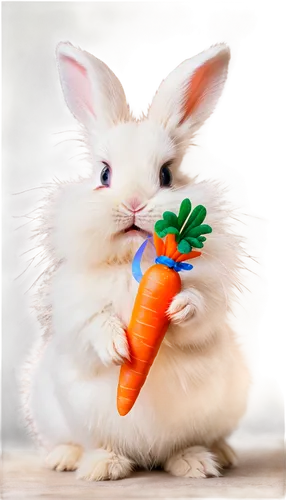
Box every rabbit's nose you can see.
[122,197,147,213]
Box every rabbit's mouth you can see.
[124,224,140,233]
[122,224,151,238]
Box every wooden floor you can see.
[1,444,285,499]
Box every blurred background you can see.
[0,0,284,445]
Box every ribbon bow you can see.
[155,255,193,273]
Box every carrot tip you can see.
[117,405,131,416]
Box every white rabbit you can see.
[21,41,250,480]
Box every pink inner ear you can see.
[180,55,225,125]
[60,55,95,118]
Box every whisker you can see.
[68,154,84,161]
[65,149,92,168]
[20,246,41,257]
[12,212,38,220]
[12,185,55,195]
[13,250,47,281]
[53,138,87,148]
[13,217,40,232]
[52,129,82,135]
[24,261,57,295]
[170,184,184,192]
[12,206,44,219]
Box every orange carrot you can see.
[170,248,180,261]
[117,244,203,416]
[165,233,177,257]
[171,248,201,262]
[153,232,165,256]
[176,250,201,262]
[117,198,211,416]
[117,263,181,416]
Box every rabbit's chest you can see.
[110,273,139,326]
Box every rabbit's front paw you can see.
[165,446,220,478]
[45,444,83,471]
[168,289,205,325]
[77,449,133,481]
[97,319,130,366]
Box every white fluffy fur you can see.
[21,42,250,480]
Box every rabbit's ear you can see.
[56,42,130,128]
[148,44,230,138]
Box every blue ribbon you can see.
[155,255,193,273]
[132,237,193,283]
[132,236,154,283]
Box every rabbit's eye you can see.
[100,162,111,187]
[159,162,173,187]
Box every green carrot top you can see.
[154,198,212,254]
